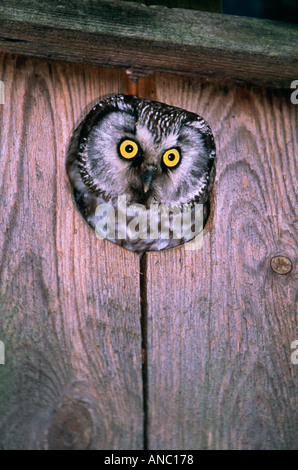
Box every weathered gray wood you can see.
[0,50,297,450]
[124,0,221,12]
[0,53,143,449]
[0,0,297,87]
[143,74,298,449]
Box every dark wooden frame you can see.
[0,0,297,87]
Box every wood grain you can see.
[0,0,297,88]
[124,0,221,12]
[0,51,297,450]
[0,53,143,449]
[141,74,298,449]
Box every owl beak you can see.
[141,165,157,194]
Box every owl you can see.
[67,94,216,253]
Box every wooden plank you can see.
[142,74,298,449]
[0,0,297,88]
[124,0,221,12]
[0,53,143,449]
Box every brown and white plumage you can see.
[67,94,216,253]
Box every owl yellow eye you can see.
[119,139,139,159]
[162,148,181,168]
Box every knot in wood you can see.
[48,400,93,450]
[270,255,293,275]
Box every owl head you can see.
[67,95,216,252]
[70,95,215,207]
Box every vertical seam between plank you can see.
[140,253,148,450]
